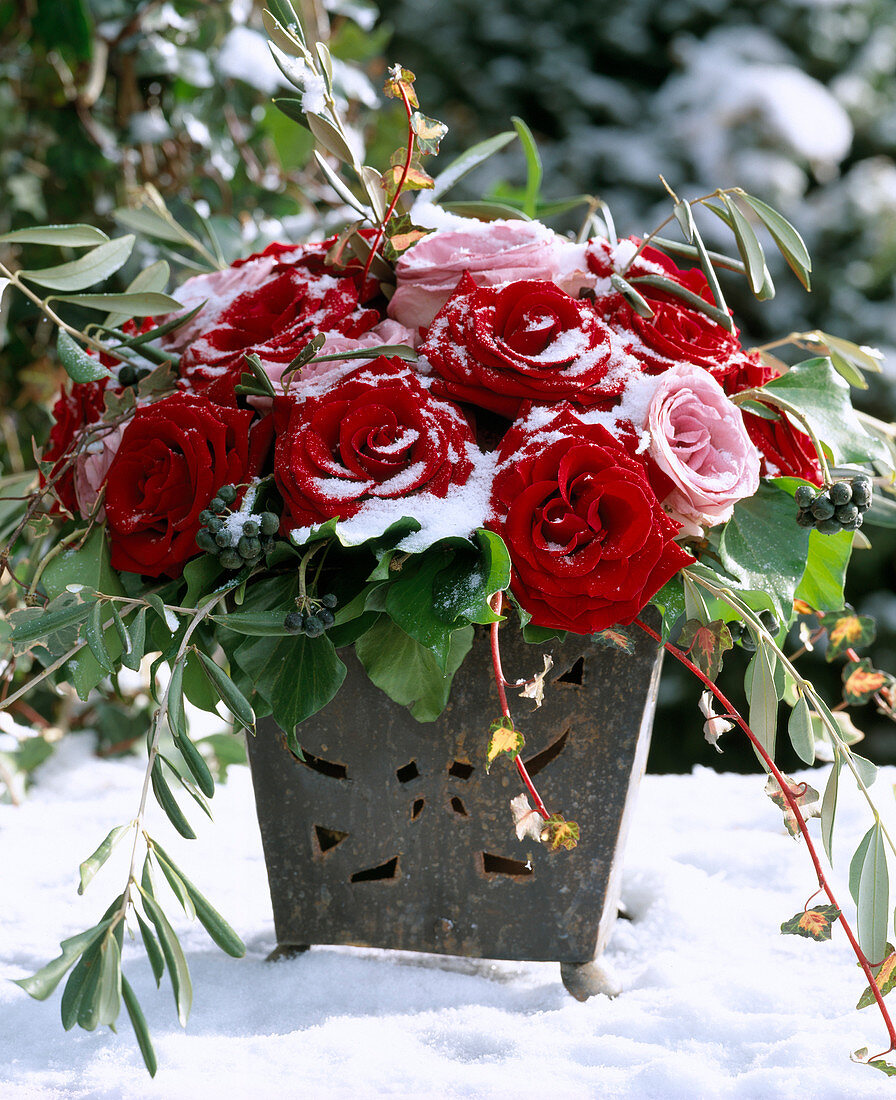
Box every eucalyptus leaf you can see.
[430,131,516,200]
[440,200,531,222]
[0,224,109,246]
[196,651,256,731]
[151,843,246,958]
[740,192,812,290]
[51,291,181,315]
[747,640,779,765]
[312,151,372,218]
[19,235,135,291]
[13,917,116,1000]
[308,113,357,167]
[135,910,165,987]
[787,694,815,766]
[856,822,889,967]
[721,193,767,296]
[150,759,196,840]
[137,886,192,1027]
[55,331,111,383]
[121,976,158,1077]
[114,207,191,246]
[78,824,130,895]
[820,753,842,864]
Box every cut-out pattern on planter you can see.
[554,656,585,687]
[314,825,348,853]
[247,616,662,967]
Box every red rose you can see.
[41,380,109,514]
[179,260,381,403]
[487,406,692,634]
[103,392,269,578]
[586,237,712,300]
[273,356,476,530]
[725,358,823,483]
[420,274,619,419]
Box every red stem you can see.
[635,617,896,1052]
[361,80,415,284]
[488,596,551,820]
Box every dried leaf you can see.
[593,627,635,654]
[517,655,553,708]
[698,690,734,752]
[383,65,418,108]
[857,950,896,1009]
[510,793,544,842]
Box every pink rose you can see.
[74,424,124,521]
[645,364,760,537]
[387,220,568,332]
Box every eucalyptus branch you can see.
[0,261,109,355]
[119,592,228,917]
[621,186,735,275]
[685,570,896,863]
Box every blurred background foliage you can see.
[2,0,896,778]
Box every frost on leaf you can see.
[677,619,733,681]
[857,950,896,1010]
[517,654,553,708]
[510,793,544,842]
[541,814,580,852]
[780,904,840,940]
[842,659,890,705]
[698,690,734,753]
[764,773,820,837]
[825,611,876,662]
[486,717,524,772]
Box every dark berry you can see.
[816,518,841,535]
[796,509,815,528]
[321,592,338,609]
[134,367,152,383]
[219,550,243,569]
[260,537,274,553]
[835,503,859,525]
[196,529,218,553]
[209,497,227,515]
[318,608,335,628]
[215,529,235,548]
[284,611,305,634]
[218,484,237,504]
[304,615,324,637]
[238,536,262,559]
[829,481,852,505]
[759,610,778,633]
[842,513,864,531]
[117,364,137,387]
[260,512,279,536]
[198,509,215,527]
[740,631,758,651]
[851,478,872,506]
[810,495,835,521]
[242,519,260,537]
[794,485,816,509]
[206,515,224,533]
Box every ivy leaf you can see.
[593,627,636,654]
[825,612,876,662]
[383,65,419,107]
[760,357,886,465]
[411,111,448,156]
[780,904,840,941]
[718,481,810,619]
[764,772,820,837]
[541,814,580,852]
[677,618,733,681]
[793,526,854,614]
[857,951,896,1010]
[381,159,434,202]
[842,659,890,705]
[382,212,433,262]
[486,717,524,772]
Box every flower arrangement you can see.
[5,1,896,1079]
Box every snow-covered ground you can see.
[3,733,896,1099]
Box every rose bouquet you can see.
[5,1,896,1078]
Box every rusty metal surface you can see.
[247,613,662,965]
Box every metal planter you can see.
[246,615,662,997]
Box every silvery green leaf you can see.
[308,113,357,168]
[820,753,842,863]
[19,235,135,291]
[430,131,516,200]
[56,331,111,383]
[856,822,889,966]
[78,824,130,895]
[0,224,109,246]
[52,291,181,315]
[721,193,767,296]
[740,192,812,290]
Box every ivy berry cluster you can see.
[284,593,338,638]
[795,475,872,535]
[195,484,279,570]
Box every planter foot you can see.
[267,943,310,962]
[560,960,621,1001]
